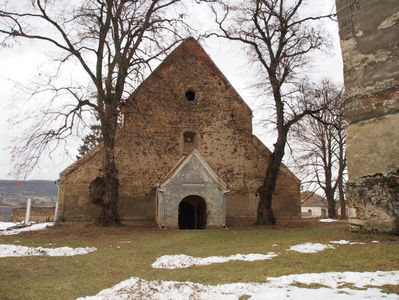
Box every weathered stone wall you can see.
[346,114,399,179]
[0,206,13,222]
[347,173,399,232]
[12,207,55,222]
[336,0,399,232]
[59,38,300,224]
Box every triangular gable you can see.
[301,191,327,207]
[61,38,253,178]
[125,37,252,116]
[160,148,227,190]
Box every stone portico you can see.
[156,149,229,229]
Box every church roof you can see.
[301,191,327,207]
[159,148,228,190]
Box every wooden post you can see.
[25,198,32,225]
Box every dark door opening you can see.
[178,195,206,230]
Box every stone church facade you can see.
[58,38,300,228]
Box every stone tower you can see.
[336,0,399,232]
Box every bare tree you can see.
[0,0,194,225]
[292,80,347,219]
[210,0,335,225]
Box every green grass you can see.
[0,220,398,299]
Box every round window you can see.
[185,90,195,101]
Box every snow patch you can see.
[267,270,399,288]
[319,218,337,223]
[0,222,18,230]
[0,222,55,236]
[77,270,399,300]
[152,252,278,269]
[0,244,97,257]
[329,240,365,245]
[288,242,334,253]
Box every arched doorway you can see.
[178,195,206,229]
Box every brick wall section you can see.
[12,207,55,222]
[336,0,399,232]
[59,38,300,223]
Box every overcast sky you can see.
[0,0,343,181]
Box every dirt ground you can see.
[226,218,346,230]
[16,218,346,240]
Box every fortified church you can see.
[58,38,300,229]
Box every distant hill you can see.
[0,180,57,207]
[0,180,57,197]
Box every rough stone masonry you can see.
[336,0,399,233]
[58,38,301,228]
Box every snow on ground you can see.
[319,219,338,222]
[0,222,17,230]
[152,252,278,269]
[0,244,97,257]
[287,242,335,253]
[154,240,374,269]
[77,270,399,300]
[266,270,399,288]
[330,240,365,245]
[0,222,55,236]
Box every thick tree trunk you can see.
[97,155,120,226]
[96,112,121,226]
[256,137,286,225]
[326,192,336,219]
[338,177,346,219]
[324,166,337,218]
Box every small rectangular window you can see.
[183,131,197,153]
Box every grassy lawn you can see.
[0,220,398,299]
